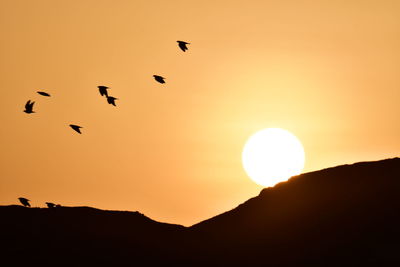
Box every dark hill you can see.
[0,206,185,266]
[1,158,399,266]
[187,158,400,266]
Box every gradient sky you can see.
[1,0,399,226]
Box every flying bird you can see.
[177,40,190,52]
[18,197,31,207]
[153,75,166,84]
[23,100,35,114]
[98,86,109,97]
[37,91,51,97]
[106,96,118,106]
[69,124,82,134]
[45,202,56,208]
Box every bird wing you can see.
[179,42,187,51]
[99,87,109,97]
[155,76,165,83]
[25,100,31,109]
[37,91,50,96]
[107,97,117,106]
[25,101,34,111]
[69,125,82,134]
[19,198,29,205]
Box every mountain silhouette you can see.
[1,158,399,266]
[187,157,400,266]
[0,206,185,266]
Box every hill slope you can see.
[1,158,399,266]
[188,158,400,265]
[0,206,185,265]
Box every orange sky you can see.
[1,0,399,226]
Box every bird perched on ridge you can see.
[37,91,51,97]
[69,124,82,134]
[23,100,35,114]
[45,202,56,208]
[153,75,166,84]
[18,197,31,207]
[106,96,118,106]
[177,40,190,52]
[98,86,109,97]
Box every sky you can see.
[0,0,399,226]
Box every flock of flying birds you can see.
[22,40,190,135]
[17,41,190,208]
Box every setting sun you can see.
[242,128,305,187]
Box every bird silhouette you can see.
[37,91,51,97]
[153,75,166,84]
[106,96,118,106]
[23,100,35,114]
[98,86,109,97]
[18,197,31,207]
[45,202,56,208]
[177,40,190,52]
[69,124,82,134]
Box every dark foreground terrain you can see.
[1,158,399,266]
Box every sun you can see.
[242,128,305,187]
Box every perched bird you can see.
[177,40,190,52]
[23,100,35,114]
[98,86,109,97]
[153,75,166,84]
[18,197,31,207]
[69,124,82,134]
[37,91,51,97]
[45,202,56,208]
[106,96,118,106]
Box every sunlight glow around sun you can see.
[242,128,305,187]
